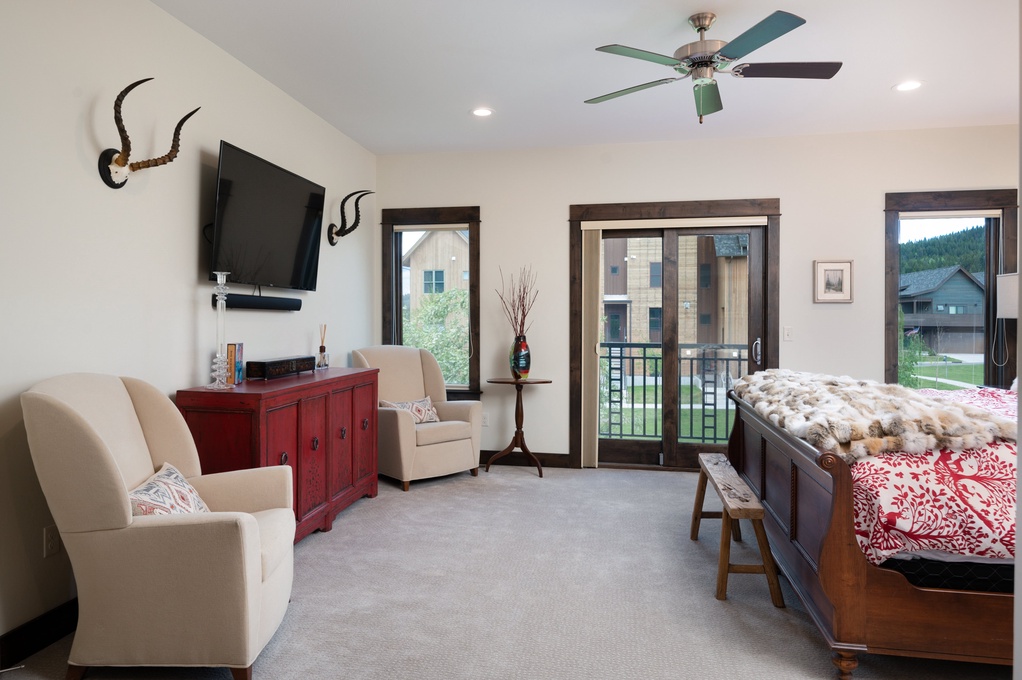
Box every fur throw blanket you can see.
[733,369,1017,462]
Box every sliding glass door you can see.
[597,227,762,469]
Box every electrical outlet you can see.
[43,524,60,558]
[783,326,794,341]
[482,412,490,427]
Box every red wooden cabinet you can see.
[266,402,300,506]
[330,387,354,501]
[176,367,379,542]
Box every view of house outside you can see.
[399,229,471,386]
[599,234,749,443]
[898,217,987,389]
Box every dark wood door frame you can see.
[568,198,781,469]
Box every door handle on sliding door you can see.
[752,337,762,365]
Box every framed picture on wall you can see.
[814,260,853,303]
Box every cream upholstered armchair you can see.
[20,374,295,680]
[352,346,481,490]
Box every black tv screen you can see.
[209,141,325,291]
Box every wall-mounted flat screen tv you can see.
[208,141,325,292]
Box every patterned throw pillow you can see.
[128,462,211,516]
[379,395,440,424]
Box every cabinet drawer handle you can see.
[280,451,289,466]
[340,426,347,439]
[362,418,369,430]
[312,436,320,451]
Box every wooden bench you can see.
[690,452,784,607]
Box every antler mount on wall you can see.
[328,190,374,244]
[98,78,200,189]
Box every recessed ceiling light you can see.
[893,80,922,92]
[472,107,494,117]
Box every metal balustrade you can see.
[598,342,749,443]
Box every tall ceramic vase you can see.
[509,335,531,380]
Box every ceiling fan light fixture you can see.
[585,10,840,118]
[691,65,716,86]
[893,80,922,92]
[472,107,494,117]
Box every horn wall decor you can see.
[98,78,200,189]
[328,190,374,244]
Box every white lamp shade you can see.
[996,273,1018,319]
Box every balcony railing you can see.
[599,342,749,443]
[902,313,983,329]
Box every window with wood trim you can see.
[884,190,1017,388]
[382,207,481,397]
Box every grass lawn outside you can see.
[913,362,984,387]
[600,404,735,443]
[625,384,700,403]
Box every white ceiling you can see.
[151,0,1019,156]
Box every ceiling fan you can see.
[585,10,841,123]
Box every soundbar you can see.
[211,293,302,311]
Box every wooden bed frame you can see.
[727,390,1014,678]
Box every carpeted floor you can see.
[10,467,1013,679]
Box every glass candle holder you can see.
[208,271,232,390]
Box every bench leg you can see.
[690,469,708,540]
[752,519,785,608]
[731,517,742,543]
[715,510,733,600]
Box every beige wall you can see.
[0,1,377,634]
[377,126,1019,458]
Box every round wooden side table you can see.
[485,378,551,477]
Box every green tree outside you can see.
[900,226,984,274]
[899,337,927,388]
[897,306,923,388]
[402,288,470,385]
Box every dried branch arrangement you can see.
[496,266,539,337]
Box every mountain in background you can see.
[900,226,984,275]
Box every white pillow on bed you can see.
[1011,377,1018,392]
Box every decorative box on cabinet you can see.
[176,367,379,542]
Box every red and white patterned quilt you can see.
[851,387,1017,565]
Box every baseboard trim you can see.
[598,462,698,473]
[0,598,77,669]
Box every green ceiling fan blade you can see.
[585,78,680,104]
[693,81,722,122]
[733,62,842,79]
[715,11,805,62]
[595,44,682,67]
